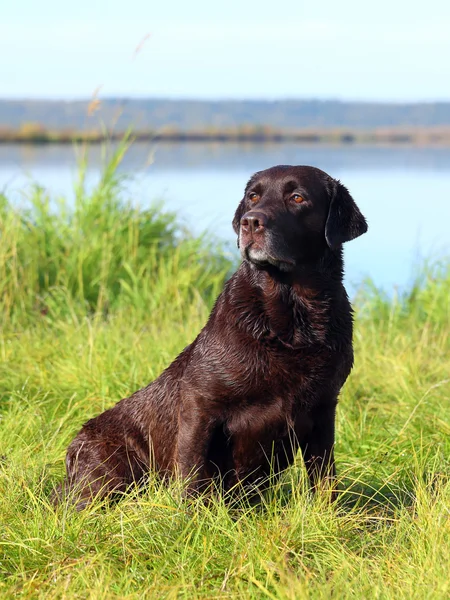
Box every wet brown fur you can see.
[59,165,368,508]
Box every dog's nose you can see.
[240,212,267,235]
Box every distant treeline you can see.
[2,98,450,130]
[1,97,450,145]
[1,123,450,145]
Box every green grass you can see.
[0,147,449,598]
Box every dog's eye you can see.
[249,193,260,203]
[290,194,304,203]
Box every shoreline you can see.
[1,126,450,146]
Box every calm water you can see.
[1,143,449,294]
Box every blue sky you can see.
[1,0,449,101]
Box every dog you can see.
[59,165,367,508]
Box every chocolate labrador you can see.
[59,165,367,508]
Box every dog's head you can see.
[232,165,367,272]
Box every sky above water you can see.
[1,0,449,101]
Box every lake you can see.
[1,142,449,294]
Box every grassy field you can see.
[0,146,449,599]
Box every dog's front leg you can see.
[299,403,337,498]
[176,403,218,496]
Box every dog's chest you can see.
[196,334,335,404]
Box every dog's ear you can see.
[325,179,368,249]
[232,198,246,247]
[232,198,246,242]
